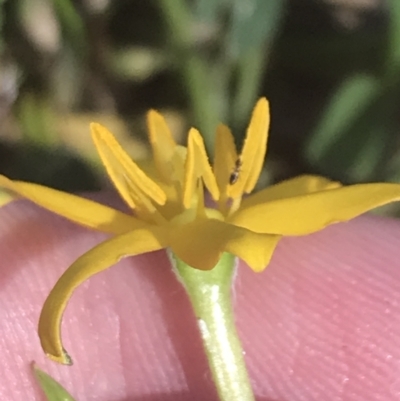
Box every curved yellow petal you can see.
[183,128,219,208]
[91,123,166,209]
[213,124,237,201]
[147,110,178,183]
[228,98,270,198]
[0,175,141,234]
[168,218,281,272]
[241,175,341,209]
[230,182,400,235]
[39,226,167,364]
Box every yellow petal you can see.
[0,175,141,234]
[39,226,167,364]
[0,189,15,207]
[183,128,219,208]
[91,123,166,210]
[213,124,237,200]
[240,175,341,209]
[168,218,281,272]
[147,110,178,183]
[230,182,400,235]
[228,98,270,198]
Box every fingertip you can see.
[235,215,400,400]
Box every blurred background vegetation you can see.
[1,0,400,214]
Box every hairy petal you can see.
[213,124,237,198]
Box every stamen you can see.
[227,98,270,199]
[183,128,219,209]
[147,110,178,184]
[228,196,242,216]
[91,123,166,211]
[196,179,207,218]
[213,123,237,211]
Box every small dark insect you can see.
[229,158,242,185]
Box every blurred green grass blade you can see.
[228,0,285,58]
[305,77,396,182]
[305,74,379,164]
[159,0,221,152]
[307,107,390,183]
[34,366,77,401]
[50,0,87,56]
[386,0,400,76]
[193,0,223,24]
[0,0,5,50]
[347,124,387,182]
[158,0,191,47]
[231,46,265,133]
[229,0,285,132]
[18,93,57,146]
[345,104,393,182]
[384,141,400,183]
[0,0,4,24]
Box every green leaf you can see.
[386,0,400,75]
[33,365,77,401]
[345,112,391,182]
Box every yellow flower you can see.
[2,98,400,365]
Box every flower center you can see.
[170,206,224,226]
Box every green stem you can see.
[169,251,255,401]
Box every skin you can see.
[1,197,400,401]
